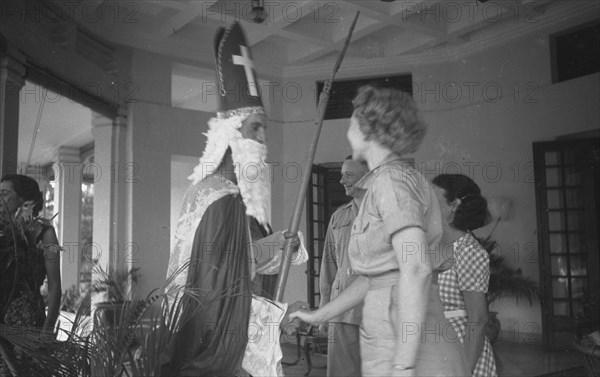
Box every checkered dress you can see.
[438,233,498,377]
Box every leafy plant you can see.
[3,193,246,376]
[85,261,225,376]
[61,284,90,315]
[476,220,540,307]
[92,264,140,303]
[1,254,211,377]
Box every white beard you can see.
[229,136,271,228]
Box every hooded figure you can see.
[161,22,275,376]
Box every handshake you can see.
[280,301,326,336]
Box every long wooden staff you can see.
[275,11,360,302]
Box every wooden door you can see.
[533,138,600,347]
[305,162,348,309]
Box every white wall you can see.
[127,49,286,295]
[125,34,599,342]
[276,33,600,341]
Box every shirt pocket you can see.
[351,213,381,258]
[332,219,352,231]
[352,214,370,235]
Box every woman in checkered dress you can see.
[432,174,498,377]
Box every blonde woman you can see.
[290,85,468,376]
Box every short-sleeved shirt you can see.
[319,200,362,325]
[347,155,442,275]
[438,233,490,311]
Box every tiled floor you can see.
[281,340,588,377]
[494,341,586,377]
[281,342,327,377]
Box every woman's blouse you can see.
[347,155,443,275]
[438,232,490,311]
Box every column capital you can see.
[91,112,112,128]
[92,107,127,129]
[114,105,128,128]
[56,146,81,163]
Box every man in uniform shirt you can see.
[319,156,369,377]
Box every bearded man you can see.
[161,22,280,376]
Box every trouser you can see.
[360,271,469,377]
[327,322,361,377]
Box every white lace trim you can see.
[166,177,239,291]
[188,114,249,185]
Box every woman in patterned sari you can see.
[432,174,498,377]
[0,174,62,376]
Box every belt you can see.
[444,309,468,319]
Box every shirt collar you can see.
[355,153,404,190]
[340,201,353,210]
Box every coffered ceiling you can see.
[4,0,599,167]
[34,0,600,76]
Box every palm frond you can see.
[1,250,251,376]
[487,253,540,306]
[0,324,89,377]
[472,225,540,307]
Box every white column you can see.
[91,110,128,284]
[54,147,82,290]
[0,40,25,175]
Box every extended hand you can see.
[288,308,318,325]
[283,231,300,250]
[280,301,309,335]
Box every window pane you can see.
[545,151,559,165]
[549,233,566,254]
[566,210,583,231]
[551,256,568,276]
[552,278,569,298]
[569,255,587,277]
[568,233,585,254]
[573,299,586,317]
[80,182,94,288]
[546,168,561,186]
[546,189,564,209]
[565,189,582,208]
[571,278,588,299]
[564,167,581,186]
[43,182,55,219]
[553,301,570,316]
[562,150,582,165]
[548,212,566,231]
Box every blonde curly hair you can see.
[352,85,426,156]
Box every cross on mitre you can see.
[214,22,265,118]
[232,45,258,97]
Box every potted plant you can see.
[92,263,141,328]
[478,226,540,342]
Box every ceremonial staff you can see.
[275,12,360,302]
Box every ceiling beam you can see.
[244,0,317,44]
[287,13,378,64]
[157,0,220,37]
[343,0,467,44]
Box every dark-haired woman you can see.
[432,174,498,377]
[0,174,62,375]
